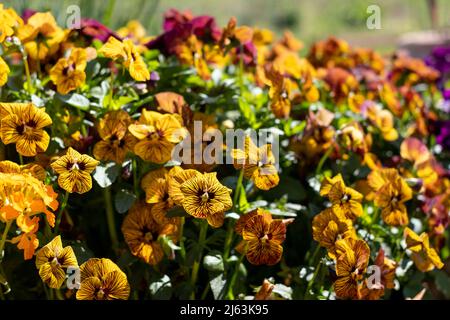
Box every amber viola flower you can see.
[99,36,150,81]
[404,227,444,272]
[93,110,137,163]
[35,236,78,289]
[400,137,439,187]
[265,68,297,119]
[176,35,211,80]
[0,103,52,157]
[50,48,87,95]
[51,147,99,194]
[320,174,363,220]
[0,56,10,87]
[121,201,180,265]
[333,238,370,299]
[141,168,175,223]
[179,172,232,228]
[366,103,398,142]
[358,249,396,300]
[312,208,356,259]
[128,110,186,163]
[76,258,130,300]
[167,166,202,206]
[236,208,289,266]
[367,168,412,226]
[232,136,279,191]
[0,172,59,259]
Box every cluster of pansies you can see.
[0,4,448,300]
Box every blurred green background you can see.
[5,0,450,51]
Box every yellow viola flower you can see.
[167,166,202,206]
[404,227,444,272]
[334,238,370,299]
[176,35,211,80]
[128,110,186,163]
[0,102,52,157]
[35,236,78,289]
[121,200,180,265]
[320,174,363,220]
[179,172,232,228]
[0,4,23,43]
[358,249,396,300]
[17,12,65,60]
[231,136,279,191]
[312,208,356,259]
[93,110,137,163]
[116,20,148,43]
[0,160,46,180]
[0,56,10,87]
[236,208,288,266]
[49,48,87,95]
[50,147,99,194]
[99,37,150,81]
[366,104,398,141]
[368,168,412,226]
[76,258,130,300]
[141,168,175,223]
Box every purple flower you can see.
[425,45,450,75]
[235,42,257,67]
[80,18,121,43]
[425,45,450,99]
[432,120,450,150]
[21,9,37,23]
[146,9,221,55]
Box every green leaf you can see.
[209,273,227,300]
[159,234,181,258]
[265,175,306,202]
[273,283,293,300]
[58,93,90,110]
[203,251,224,273]
[238,98,256,127]
[93,162,120,188]
[149,274,172,300]
[114,189,137,214]
[165,206,188,218]
[433,270,450,298]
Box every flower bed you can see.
[0,5,449,300]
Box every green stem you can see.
[304,258,322,299]
[22,55,32,95]
[315,147,333,176]
[55,289,65,300]
[54,191,69,235]
[19,154,24,165]
[0,220,12,300]
[309,243,321,265]
[0,220,13,257]
[190,220,208,299]
[108,70,114,110]
[226,249,246,300]
[238,44,244,93]
[103,186,119,251]
[200,282,210,300]
[179,217,186,262]
[224,169,245,261]
[132,157,139,197]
